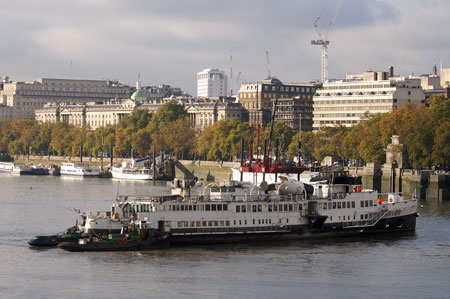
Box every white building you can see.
[313,70,426,130]
[197,69,227,98]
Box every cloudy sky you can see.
[0,0,449,95]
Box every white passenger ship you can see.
[82,175,417,245]
[0,162,28,175]
[111,161,154,180]
[60,163,100,177]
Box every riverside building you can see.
[197,69,227,98]
[186,97,246,131]
[0,78,130,120]
[312,69,426,130]
[237,77,318,128]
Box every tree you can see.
[118,109,151,130]
[432,120,450,168]
[148,100,186,133]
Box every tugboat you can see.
[28,225,84,247]
[58,221,169,252]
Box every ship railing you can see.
[173,225,291,234]
[342,206,389,229]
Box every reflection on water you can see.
[0,176,449,298]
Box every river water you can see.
[0,175,449,299]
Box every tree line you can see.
[0,95,449,169]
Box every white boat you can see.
[0,162,29,175]
[111,161,154,180]
[82,175,417,245]
[60,162,100,177]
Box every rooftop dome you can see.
[131,89,146,102]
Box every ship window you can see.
[289,204,293,211]
[343,216,345,220]
[284,204,288,211]
[253,219,255,224]
[286,218,289,223]
[178,221,182,227]
[279,204,283,211]
[206,204,211,211]
[360,201,364,207]
[360,215,364,220]
[294,204,298,211]
[347,202,351,208]
[352,201,355,208]
[226,220,230,226]
[241,205,246,212]
[214,221,218,226]
[323,203,327,210]
[196,221,201,227]
[339,216,341,220]
[211,204,216,211]
[236,206,241,213]
[223,204,228,211]
[244,220,247,225]
[193,205,197,211]
[233,220,236,225]
[239,220,242,225]
[268,205,273,212]
[252,205,257,212]
[190,221,195,227]
[338,202,341,209]
[274,205,278,212]
[217,204,222,211]
[333,202,337,209]
[176,205,180,211]
[369,201,373,207]
[180,205,184,211]
[220,220,224,226]
[330,216,332,221]
[207,221,211,226]
[258,205,262,212]
[203,221,207,226]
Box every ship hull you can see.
[168,213,417,245]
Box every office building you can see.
[197,69,227,97]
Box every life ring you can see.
[136,236,141,242]
[117,238,123,244]
[122,237,128,244]
[378,196,383,204]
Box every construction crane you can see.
[311,0,343,83]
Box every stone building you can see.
[275,95,314,132]
[35,99,138,129]
[186,98,246,131]
[237,77,318,126]
[0,78,130,120]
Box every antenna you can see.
[266,51,272,78]
[230,50,233,96]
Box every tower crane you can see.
[311,0,343,83]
